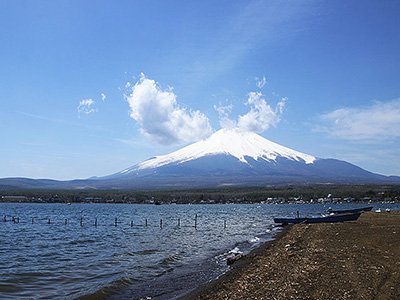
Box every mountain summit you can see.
[119,129,316,176]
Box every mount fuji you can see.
[1,129,399,190]
[97,128,399,189]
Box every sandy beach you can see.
[181,211,400,300]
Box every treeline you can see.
[1,184,400,204]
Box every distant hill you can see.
[1,129,399,190]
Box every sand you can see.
[180,211,400,300]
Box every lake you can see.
[0,202,397,299]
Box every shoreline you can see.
[177,225,292,300]
[178,211,400,299]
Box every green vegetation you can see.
[1,184,399,204]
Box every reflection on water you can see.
[0,203,396,299]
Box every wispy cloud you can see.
[186,1,318,81]
[316,98,400,140]
[215,92,287,133]
[125,74,213,146]
[77,99,97,117]
[214,102,236,129]
[238,92,287,133]
[256,76,267,88]
[18,111,110,132]
[101,93,106,101]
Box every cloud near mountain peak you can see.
[126,74,287,145]
[215,92,287,133]
[125,74,213,146]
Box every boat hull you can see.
[274,212,361,225]
[328,206,373,214]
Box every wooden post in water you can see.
[3,216,6,222]
[224,220,226,229]
[48,218,51,224]
[145,219,148,227]
[95,218,97,227]
[115,217,118,227]
[160,219,163,229]
[65,218,68,225]
[32,217,34,224]
[296,211,300,219]
[131,220,133,227]
[194,214,197,229]
[80,211,83,226]
[178,218,180,227]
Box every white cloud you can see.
[256,76,267,88]
[237,92,287,133]
[101,93,106,101]
[214,102,236,129]
[317,99,400,140]
[77,99,97,117]
[214,102,233,116]
[214,93,287,133]
[125,74,213,146]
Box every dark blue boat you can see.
[274,212,361,225]
[326,206,373,214]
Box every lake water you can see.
[1,202,398,299]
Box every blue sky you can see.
[1,0,400,180]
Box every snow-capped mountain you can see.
[119,129,316,175]
[1,129,399,190]
[99,129,397,188]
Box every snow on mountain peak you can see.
[122,129,316,173]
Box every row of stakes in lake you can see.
[3,213,228,229]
